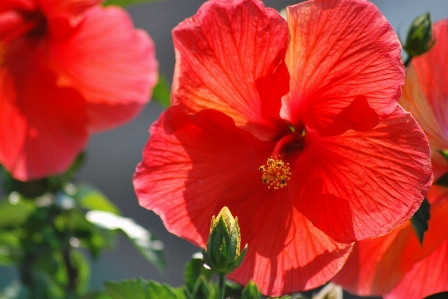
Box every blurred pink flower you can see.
[0,0,157,181]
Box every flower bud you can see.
[202,206,247,274]
[403,12,435,57]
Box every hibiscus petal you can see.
[385,240,448,299]
[294,105,432,243]
[333,186,448,297]
[37,0,102,18]
[0,0,35,12]
[49,6,157,108]
[283,0,403,136]
[86,101,145,133]
[134,106,351,295]
[0,40,87,181]
[171,0,289,140]
[226,200,352,296]
[134,105,274,246]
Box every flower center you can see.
[259,157,291,189]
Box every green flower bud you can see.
[404,12,435,58]
[202,206,247,274]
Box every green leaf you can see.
[224,281,243,299]
[103,0,161,7]
[151,76,171,108]
[70,250,91,295]
[86,211,165,270]
[184,254,213,299]
[104,279,185,299]
[411,198,430,245]
[241,281,261,299]
[184,254,213,292]
[78,291,112,299]
[0,231,22,266]
[0,198,34,228]
[75,185,120,215]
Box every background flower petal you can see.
[49,6,157,108]
[294,105,432,243]
[385,240,448,299]
[333,186,448,297]
[400,20,448,178]
[0,40,87,181]
[283,0,403,136]
[171,0,289,140]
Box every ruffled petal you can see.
[226,201,351,296]
[333,186,448,296]
[294,105,432,243]
[171,0,289,140]
[134,106,351,296]
[49,6,157,108]
[385,240,448,299]
[283,0,403,136]
[134,106,274,246]
[0,40,87,181]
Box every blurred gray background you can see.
[1,0,448,298]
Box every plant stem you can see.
[63,247,78,296]
[218,272,226,299]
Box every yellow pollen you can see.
[259,157,292,189]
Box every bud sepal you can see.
[201,206,247,275]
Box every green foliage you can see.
[0,282,30,299]
[184,255,214,299]
[411,198,430,245]
[78,291,113,299]
[104,279,185,299]
[1,153,85,198]
[75,185,120,215]
[85,211,165,270]
[0,159,165,299]
[103,0,161,8]
[152,76,171,108]
[241,281,261,299]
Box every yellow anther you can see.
[258,157,292,189]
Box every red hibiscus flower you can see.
[333,20,448,299]
[0,0,157,181]
[134,0,432,295]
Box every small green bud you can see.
[202,206,247,274]
[403,12,435,58]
